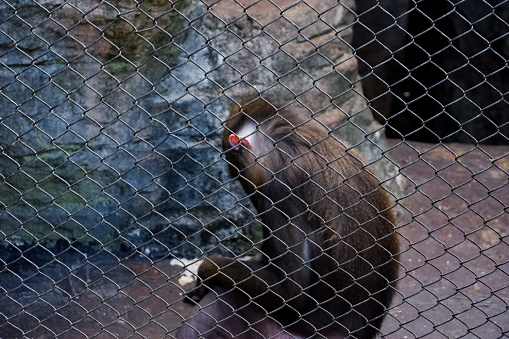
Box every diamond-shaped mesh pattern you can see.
[0,0,507,338]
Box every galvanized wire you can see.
[0,0,507,338]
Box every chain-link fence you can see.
[0,0,507,338]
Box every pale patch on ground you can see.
[170,258,202,286]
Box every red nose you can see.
[229,134,250,151]
[229,134,239,149]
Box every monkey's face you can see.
[223,118,276,192]
[226,120,257,152]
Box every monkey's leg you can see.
[178,286,323,339]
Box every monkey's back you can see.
[255,117,399,334]
[289,136,399,335]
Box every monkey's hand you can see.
[184,276,210,304]
[184,255,231,304]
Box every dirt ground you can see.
[382,140,509,338]
[1,140,508,338]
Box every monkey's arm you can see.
[194,254,272,297]
[190,241,312,311]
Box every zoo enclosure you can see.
[0,0,508,338]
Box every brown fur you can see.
[192,97,400,338]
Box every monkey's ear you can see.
[229,134,251,151]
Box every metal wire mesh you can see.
[0,0,507,338]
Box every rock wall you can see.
[0,0,396,258]
[354,0,509,144]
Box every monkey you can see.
[180,97,400,339]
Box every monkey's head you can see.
[222,97,323,198]
[222,98,280,194]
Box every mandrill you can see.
[181,97,399,339]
